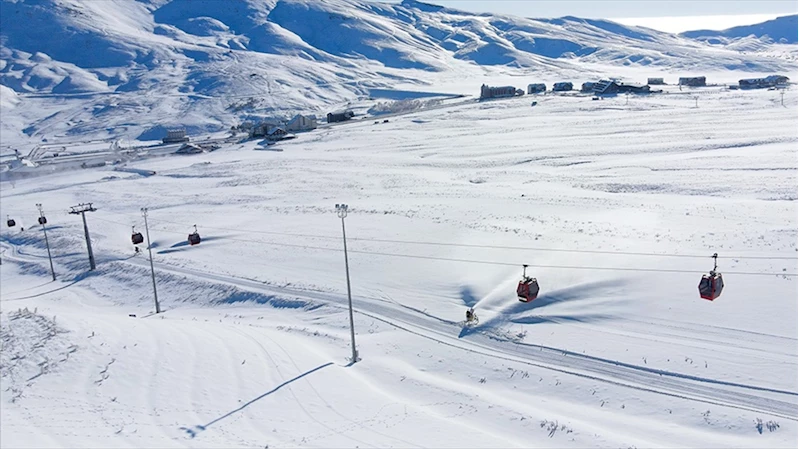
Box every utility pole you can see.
[625,92,629,106]
[69,203,97,270]
[780,89,785,106]
[336,203,358,363]
[141,208,160,314]
[36,203,56,281]
[694,96,699,108]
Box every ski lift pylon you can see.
[698,252,724,301]
[517,264,540,302]
[188,225,201,246]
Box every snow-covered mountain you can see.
[681,14,798,45]
[0,0,796,147]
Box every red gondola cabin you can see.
[699,272,723,301]
[517,278,540,302]
[188,225,201,246]
[131,226,144,245]
[131,232,144,245]
[516,265,540,302]
[698,253,724,301]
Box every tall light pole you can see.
[336,203,358,363]
[69,203,97,270]
[141,208,160,314]
[36,203,56,281]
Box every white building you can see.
[285,114,317,132]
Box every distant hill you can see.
[681,14,798,45]
[0,0,796,147]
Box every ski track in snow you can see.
[3,239,797,422]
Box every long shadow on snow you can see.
[524,279,629,312]
[17,248,82,260]
[459,286,480,307]
[457,279,797,397]
[459,278,629,338]
[157,236,226,254]
[510,313,616,326]
[219,290,322,310]
[1,278,81,301]
[179,362,334,439]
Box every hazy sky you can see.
[378,0,797,33]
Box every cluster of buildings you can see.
[482,79,651,99]
[676,74,789,89]
[479,73,790,100]
[479,84,525,100]
[161,71,792,149]
[737,75,790,89]
[240,113,320,141]
[166,108,363,147]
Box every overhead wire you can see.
[88,215,798,277]
[93,210,798,262]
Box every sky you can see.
[379,0,797,33]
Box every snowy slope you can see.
[681,14,799,45]
[1,85,796,447]
[1,0,796,149]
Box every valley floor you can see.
[1,86,797,448]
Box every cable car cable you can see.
[107,218,798,278]
[96,211,798,262]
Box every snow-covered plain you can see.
[1,85,797,448]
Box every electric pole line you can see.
[141,208,160,314]
[69,203,97,270]
[36,204,56,281]
[336,203,358,363]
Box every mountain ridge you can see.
[680,14,798,45]
[0,0,795,147]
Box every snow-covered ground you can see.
[1,85,797,448]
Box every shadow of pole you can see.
[2,279,81,301]
[180,361,335,438]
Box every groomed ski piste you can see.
[1,84,797,448]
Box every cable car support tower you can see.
[141,207,161,314]
[36,203,56,281]
[69,203,97,271]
